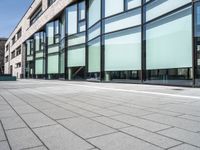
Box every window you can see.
[17,28,22,40]
[30,4,42,25]
[105,0,124,17]
[5,56,8,63]
[88,0,101,27]
[6,44,10,52]
[15,62,21,68]
[46,21,60,45]
[146,7,192,70]
[48,0,56,7]
[11,51,15,59]
[16,46,21,56]
[12,36,16,45]
[104,27,141,71]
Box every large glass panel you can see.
[60,52,65,73]
[68,33,85,47]
[146,7,192,70]
[79,1,85,20]
[88,38,101,72]
[105,8,141,33]
[126,0,141,10]
[67,5,78,35]
[145,0,191,22]
[68,45,85,67]
[104,0,124,17]
[35,33,40,51]
[35,59,44,74]
[48,55,59,74]
[105,27,141,71]
[88,0,101,27]
[88,22,101,41]
[47,22,54,45]
[48,45,59,53]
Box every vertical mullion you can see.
[192,0,196,87]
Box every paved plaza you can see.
[0,80,200,150]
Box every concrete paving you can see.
[0,79,200,150]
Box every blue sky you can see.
[0,0,33,38]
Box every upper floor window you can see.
[17,28,22,40]
[5,56,9,63]
[46,20,60,45]
[11,51,15,59]
[48,0,56,7]
[6,43,10,52]
[16,46,21,56]
[30,4,42,26]
[12,36,16,45]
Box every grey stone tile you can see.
[143,107,183,116]
[88,132,163,150]
[120,126,181,149]
[90,108,121,117]
[58,117,116,139]
[0,123,6,141]
[168,144,200,150]
[142,114,200,132]
[0,110,17,119]
[0,141,10,150]
[0,105,12,111]
[21,112,56,128]
[158,128,200,147]
[111,114,170,132]
[92,116,130,129]
[1,116,26,130]
[179,115,200,122]
[33,124,93,150]
[12,105,38,115]
[42,108,78,120]
[6,128,42,150]
[30,102,58,110]
[27,146,48,150]
[109,105,152,116]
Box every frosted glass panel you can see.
[105,0,124,17]
[88,39,101,72]
[126,0,141,10]
[60,53,64,73]
[105,27,141,71]
[146,7,192,70]
[35,59,44,74]
[36,52,43,58]
[27,56,33,61]
[79,2,85,20]
[67,5,78,35]
[146,0,191,22]
[48,55,59,74]
[48,46,59,53]
[68,34,85,47]
[35,33,40,51]
[88,0,101,27]
[47,22,54,45]
[88,23,100,41]
[105,9,141,33]
[68,46,85,67]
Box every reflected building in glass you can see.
[4,0,200,87]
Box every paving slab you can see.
[21,112,56,128]
[1,116,26,130]
[6,127,42,150]
[88,132,163,150]
[0,123,6,141]
[33,124,93,150]
[111,114,170,132]
[158,128,200,147]
[120,126,181,149]
[58,117,116,139]
[0,141,10,150]
[168,144,200,150]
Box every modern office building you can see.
[4,0,200,87]
[0,38,7,74]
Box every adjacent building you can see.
[0,38,7,74]
[4,0,200,87]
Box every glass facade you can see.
[25,0,199,86]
